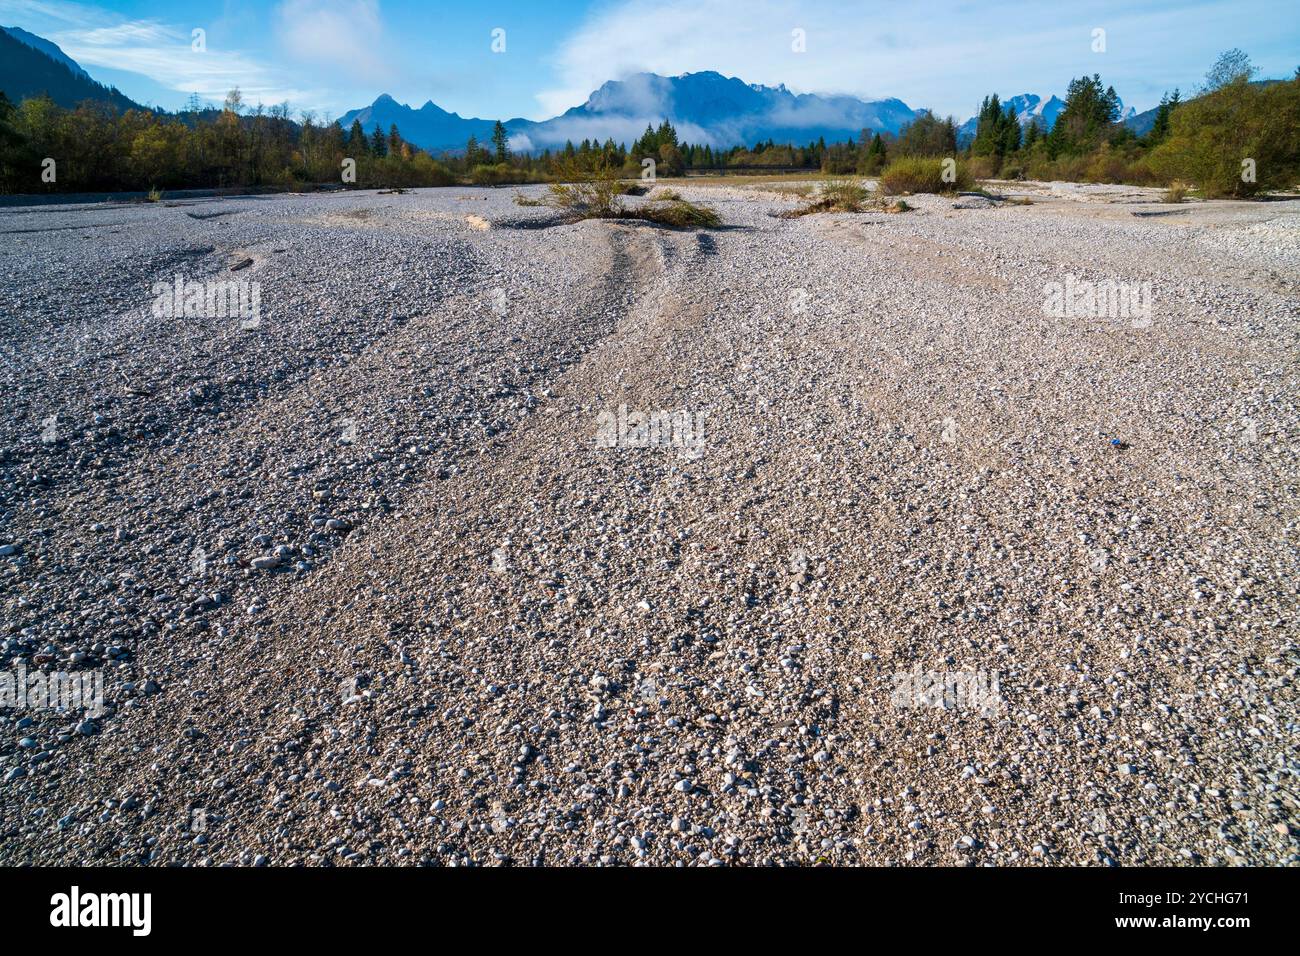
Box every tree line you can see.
[824,50,1298,198]
[455,50,1298,199]
[957,51,1299,197]
[0,49,1295,197]
[0,87,456,193]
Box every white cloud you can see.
[535,0,1272,120]
[536,0,945,117]
[274,0,390,84]
[1,0,323,107]
[51,19,312,106]
[528,114,716,149]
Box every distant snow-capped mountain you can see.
[956,92,1135,144]
[1004,93,1068,128]
[515,71,924,152]
[338,71,926,154]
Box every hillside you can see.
[0,27,144,112]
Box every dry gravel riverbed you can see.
[0,182,1296,866]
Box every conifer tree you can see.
[491,120,509,163]
[348,119,368,155]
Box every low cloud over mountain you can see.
[339,71,928,153]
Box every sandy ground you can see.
[0,181,1296,866]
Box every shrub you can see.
[545,158,720,228]
[878,157,973,194]
[1025,153,1089,183]
[410,154,457,187]
[1084,144,1134,184]
[783,178,869,215]
[966,155,1000,180]
[635,198,721,228]
[818,178,870,210]
[857,150,887,176]
[1163,180,1190,203]
[469,163,516,186]
[779,178,910,217]
[1148,75,1300,197]
[546,156,624,217]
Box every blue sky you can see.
[2,0,1296,121]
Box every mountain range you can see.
[3,25,1159,154]
[342,74,1147,155]
[339,71,928,154]
[4,25,90,79]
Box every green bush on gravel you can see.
[546,156,720,228]
[878,157,974,195]
[546,156,626,217]
[781,178,910,216]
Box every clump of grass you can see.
[781,178,891,217]
[818,179,870,211]
[546,157,625,217]
[772,183,815,199]
[513,191,544,207]
[878,157,974,195]
[1163,180,1190,203]
[635,198,721,228]
[545,158,720,228]
[146,186,163,202]
[650,186,682,201]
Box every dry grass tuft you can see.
[635,199,721,228]
[544,159,720,228]
[779,179,913,217]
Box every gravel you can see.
[0,182,1296,866]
